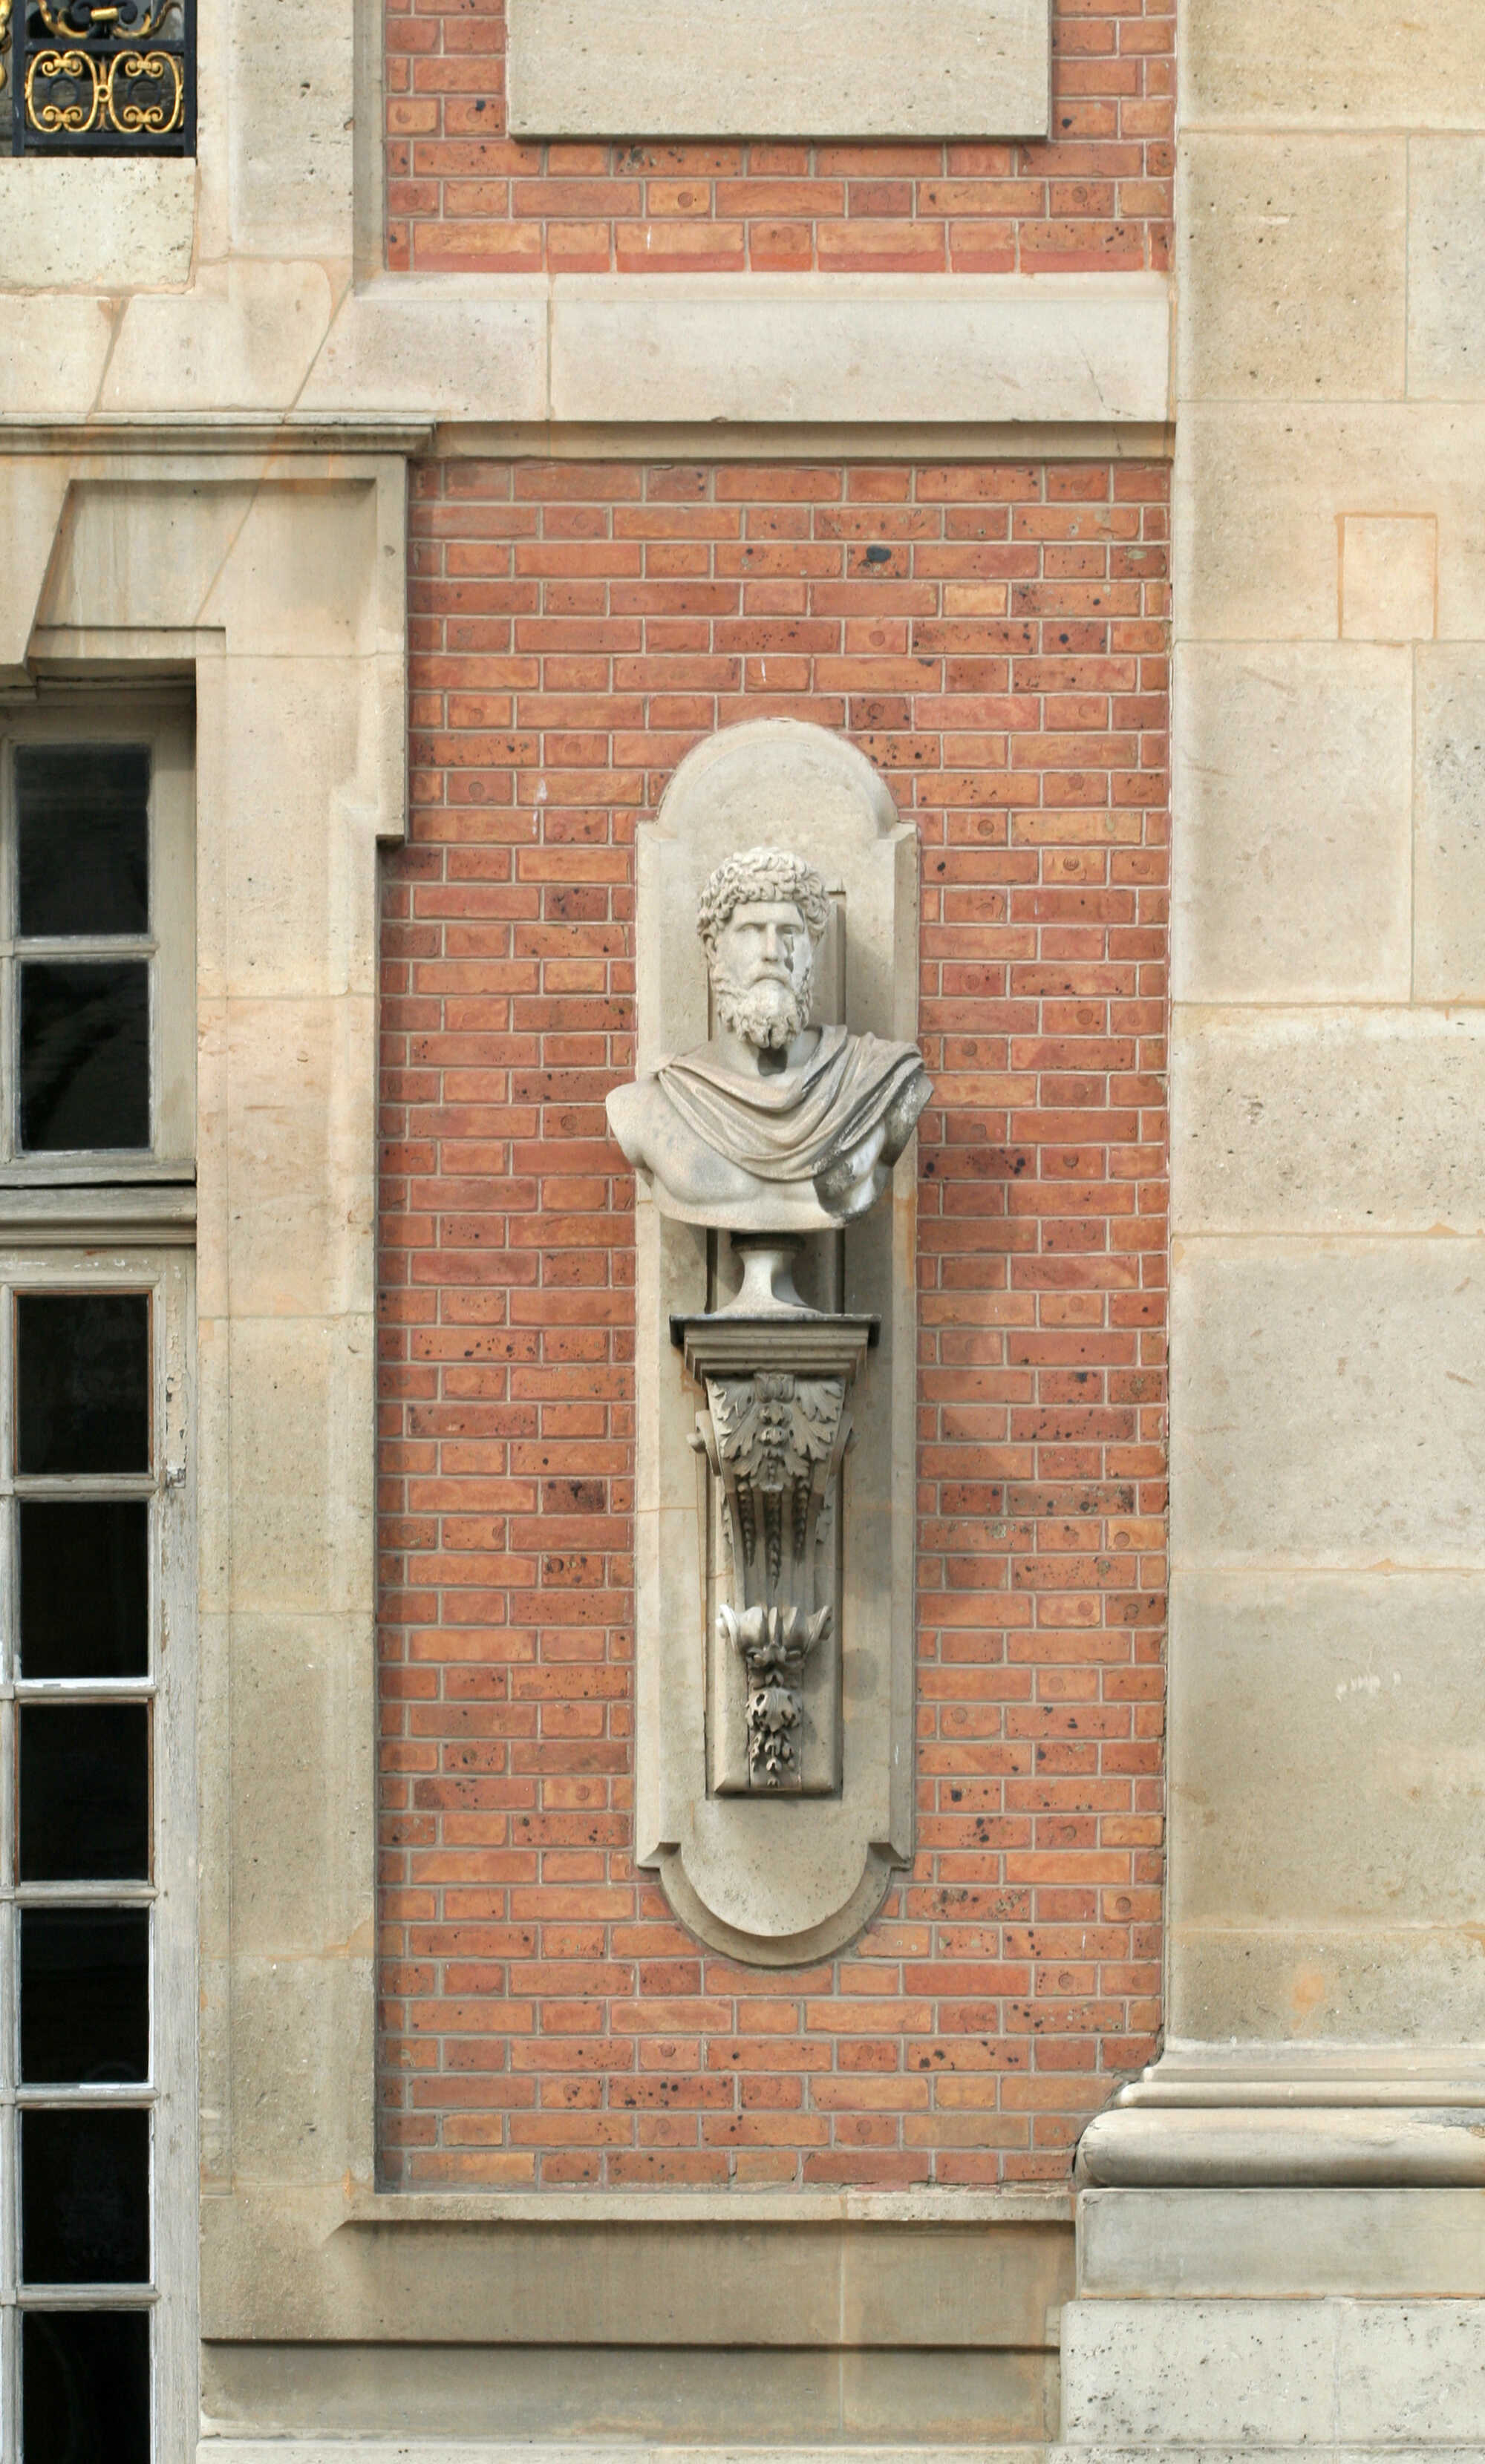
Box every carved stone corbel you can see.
[683,1305,872,1793]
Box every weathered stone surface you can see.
[1170,1238,1485,1569]
[1408,138,1485,401]
[1172,644,1411,1003]
[1169,1571,1485,1927]
[550,273,1169,428]
[1172,1007,1485,1235]
[1060,2298,1335,2445]
[0,159,195,293]
[1181,0,1485,128]
[1414,647,1485,1000]
[1180,136,1406,403]
[1177,404,1485,644]
[507,0,1051,137]
[1082,2187,1485,2298]
[1342,513,1437,639]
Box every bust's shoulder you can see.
[605,1072,662,1162]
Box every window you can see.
[0,712,194,1180]
[0,706,195,2463]
[2,3,195,158]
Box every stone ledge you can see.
[1076,2050,1485,2188]
[0,269,1172,433]
[347,2186,1072,2225]
[203,2451,1044,2463]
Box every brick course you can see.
[385,1,1174,274]
[378,457,1169,2188]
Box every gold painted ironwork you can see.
[26,46,99,131]
[106,45,180,132]
[11,0,189,146]
[36,0,174,36]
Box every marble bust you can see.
[607,846,931,1230]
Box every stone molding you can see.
[0,270,1172,434]
[203,2451,1040,2464]
[1077,2050,1485,2186]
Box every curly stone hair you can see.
[696,846,830,960]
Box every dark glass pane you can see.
[22,1910,149,2085]
[19,1705,150,1883]
[15,745,150,938]
[19,961,150,1152]
[20,1500,150,1680]
[22,2310,150,2464]
[16,1293,151,1474]
[22,2110,150,2285]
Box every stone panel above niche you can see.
[506,0,1052,140]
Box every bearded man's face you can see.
[710,898,815,1051]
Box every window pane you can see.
[22,1910,150,2085]
[22,2310,150,2464]
[20,1500,150,1680]
[16,745,150,938]
[21,2110,150,2285]
[16,1293,151,1475]
[19,1705,150,1883]
[19,961,150,1153]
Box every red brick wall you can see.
[378,456,1169,2189]
[385,1,1173,274]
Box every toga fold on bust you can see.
[657,1025,923,1183]
[641,1023,928,1227]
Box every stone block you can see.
[1169,1238,1485,1569]
[1182,0,1485,129]
[1176,404,1485,644]
[101,261,334,415]
[0,159,195,293]
[1169,1571,1485,1928]
[1172,1921,1485,2047]
[301,279,548,423]
[1336,2302,1485,2440]
[1172,1007,1485,1236]
[1409,140,1485,401]
[549,273,1169,431]
[226,0,356,260]
[507,0,1051,138]
[210,657,377,1000]
[1059,2298,1336,2445]
[228,1613,372,1956]
[1172,644,1411,1003]
[1414,648,1485,1000]
[225,1314,375,1618]
[228,1953,373,2183]
[200,2339,1040,2446]
[1180,136,1406,403]
[1341,514,1437,640]
[0,460,71,680]
[0,296,114,421]
[219,996,376,1318]
[1081,2188,1485,2299]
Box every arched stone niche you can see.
[630,719,920,1964]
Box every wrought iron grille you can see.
[2,1,195,155]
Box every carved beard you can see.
[712,965,813,1054]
